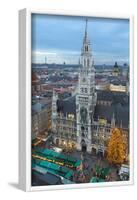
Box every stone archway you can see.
[97,149,104,158]
[55,138,59,146]
[81,139,87,152]
[92,147,97,155]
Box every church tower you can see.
[76,19,97,153]
[52,89,58,133]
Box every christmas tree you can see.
[107,128,126,164]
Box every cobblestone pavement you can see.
[66,151,120,182]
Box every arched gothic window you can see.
[87,59,89,67]
[84,59,86,66]
[85,45,88,52]
[87,46,88,51]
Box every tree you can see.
[107,128,126,164]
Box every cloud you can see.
[32,51,57,56]
[32,49,80,64]
[31,15,129,64]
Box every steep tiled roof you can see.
[56,91,129,128]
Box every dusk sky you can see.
[31,14,129,65]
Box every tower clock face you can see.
[80,106,87,124]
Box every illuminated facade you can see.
[51,20,129,155]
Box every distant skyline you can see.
[31,14,129,65]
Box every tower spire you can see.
[85,18,88,39]
[111,112,115,128]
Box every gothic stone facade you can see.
[51,21,129,155]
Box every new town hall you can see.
[51,20,129,155]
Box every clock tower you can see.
[76,19,97,153]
